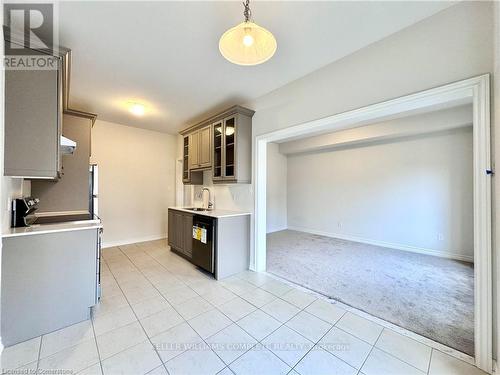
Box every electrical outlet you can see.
[337,221,343,229]
[437,233,444,241]
[7,197,12,211]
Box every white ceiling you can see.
[58,1,454,134]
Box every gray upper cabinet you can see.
[188,131,199,168]
[213,112,252,184]
[188,125,211,170]
[183,136,189,182]
[180,106,254,184]
[183,135,203,185]
[213,120,223,180]
[198,125,212,168]
[4,29,97,180]
[4,66,62,179]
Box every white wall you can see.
[279,104,473,155]
[247,2,492,137]
[91,120,177,247]
[266,143,287,233]
[287,128,473,262]
[493,0,500,362]
[189,171,254,212]
[183,143,288,233]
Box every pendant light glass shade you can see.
[219,21,277,66]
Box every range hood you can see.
[60,135,77,155]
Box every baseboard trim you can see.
[102,234,166,249]
[267,226,288,234]
[286,226,474,263]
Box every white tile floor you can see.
[0,240,489,375]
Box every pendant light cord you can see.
[243,0,252,22]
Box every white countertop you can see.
[2,219,102,238]
[169,207,251,218]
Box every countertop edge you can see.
[168,207,252,218]
[2,222,103,238]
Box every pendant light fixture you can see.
[219,0,277,66]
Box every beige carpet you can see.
[267,230,474,355]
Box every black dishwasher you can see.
[192,215,215,274]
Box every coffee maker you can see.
[11,197,39,227]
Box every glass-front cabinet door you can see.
[223,116,236,180]
[212,121,223,180]
[182,136,189,182]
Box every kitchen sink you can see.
[184,207,211,212]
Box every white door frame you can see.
[253,74,492,373]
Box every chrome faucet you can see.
[201,187,213,209]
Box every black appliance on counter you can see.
[11,197,39,227]
[192,215,216,274]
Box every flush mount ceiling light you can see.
[128,102,146,116]
[219,0,277,66]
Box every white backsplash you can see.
[185,170,254,212]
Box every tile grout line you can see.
[196,268,331,369]
[132,244,265,358]
[332,322,379,347]
[141,249,255,371]
[103,246,172,375]
[89,313,105,375]
[105,242,439,375]
[139,250,251,370]
[368,327,432,374]
[205,292,312,371]
[260,273,437,374]
[120,245,180,375]
[9,240,461,375]
[266,270,466,365]
[287,309,352,374]
[35,334,43,373]
[122,246,191,374]
[427,348,434,375]
[117,243,231,372]
[220,294,320,372]
[32,322,101,370]
[123,244,307,371]
[356,326,385,374]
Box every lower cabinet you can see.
[1,228,99,346]
[168,209,193,258]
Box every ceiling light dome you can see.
[128,102,146,116]
[219,0,277,66]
